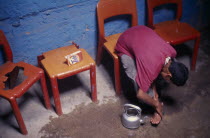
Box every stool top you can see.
[41,45,95,79]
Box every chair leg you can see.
[114,57,121,95]
[96,46,104,65]
[90,63,97,102]
[191,36,200,71]
[39,71,51,109]
[50,77,62,116]
[9,98,27,135]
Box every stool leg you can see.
[39,71,51,109]
[114,57,121,95]
[9,98,27,135]
[90,63,97,102]
[191,36,200,71]
[50,77,62,116]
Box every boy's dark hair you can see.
[169,59,189,86]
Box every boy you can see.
[115,26,189,125]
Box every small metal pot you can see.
[121,104,144,129]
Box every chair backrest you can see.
[97,0,138,44]
[147,0,182,28]
[0,30,13,62]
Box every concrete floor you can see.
[0,28,210,138]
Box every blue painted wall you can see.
[0,0,209,65]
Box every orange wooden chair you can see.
[96,0,138,95]
[146,0,200,70]
[0,30,51,135]
[38,43,97,116]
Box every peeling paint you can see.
[67,4,75,8]
[85,25,90,31]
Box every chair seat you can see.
[41,45,95,79]
[154,20,200,45]
[104,33,122,58]
[0,61,44,99]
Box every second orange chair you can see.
[96,0,138,95]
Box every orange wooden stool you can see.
[38,44,97,116]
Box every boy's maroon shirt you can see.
[115,26,176,92]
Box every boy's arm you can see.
[137,88,157,108]
[152,83,159,101]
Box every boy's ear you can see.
[165,73,172,81]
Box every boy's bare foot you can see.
[150,101,163,125]
[151,112,162,125]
